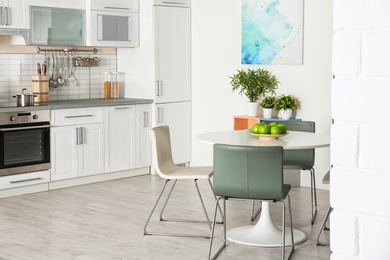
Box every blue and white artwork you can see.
[242,0,303,65]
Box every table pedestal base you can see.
[227,202,306,247]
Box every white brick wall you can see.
[332,1,390,259]
[0,54,117,106]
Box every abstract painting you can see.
[242,0,303,65]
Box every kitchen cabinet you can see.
[104,105,135,173]
[0,170,49,190]
[90,0,139,12]
[154,5,191,104]
[29,0,85,9]
[135,104,152,168]
[152,4,192,165]
[0,0,29,29]
[51,108,104,181]
[154,0,190,7]
[156,102,191,164]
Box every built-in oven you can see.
[0,110,50,177]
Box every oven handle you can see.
[0,125,50,132]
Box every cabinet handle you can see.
[65,115,94,119]
[155,81,161,96]
[114,107,130,110]
[75,127,79,145]
[162,1,186,5]
[80,127,85,145]
[143,111,149,127]
[156,108,162,123]
[10,177,42,184]
[104,6,130,10]
[4,7,9,26]
[0,7,3,26]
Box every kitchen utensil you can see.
[49,55,58,88]
[41,61,47,76]
[13,88,37,107]
[37,63,41,76]
[57,54,65,86]
[69,54,77,87]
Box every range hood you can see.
[0,29,29,44]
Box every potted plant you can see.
[230,68,279,116]
[274,94,299,120]
[260,96,276,119]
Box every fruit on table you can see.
[250,121,287,135]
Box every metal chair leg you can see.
[250,201,262,221]
[287,194,295,259]
[208,196,226,260]
[144,179,212,238]
[309,168,318,225]
[316,207,332,246]
[208,179,224,224]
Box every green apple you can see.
[258,124,271,134]
[270,125,282,135]
[251,123,262,134]
[269,122,278,127]
[277,123,287,134]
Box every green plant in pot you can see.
[260,95,276,119]
[274,94,299,120]
[230,68,279,116]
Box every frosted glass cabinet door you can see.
[154,6,191,103]
[30,7,85,45]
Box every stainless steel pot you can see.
[13,88,36,107]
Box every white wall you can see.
[331,1,390,258]
[191,0,333,189]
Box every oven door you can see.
[0,123,50,176]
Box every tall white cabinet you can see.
[117,0,192,165]
[153,2,192,164]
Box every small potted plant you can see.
[274,94,299,119]
[260,96,276,119]
[230,68,279,116]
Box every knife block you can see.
[32,76,49,103]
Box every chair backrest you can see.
[150,125,177,178]
[278,120,315,168]
[213,144,286,200]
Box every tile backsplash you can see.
[0,53,117,106]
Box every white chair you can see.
[144,125,222,238]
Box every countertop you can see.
[0,98,153,112]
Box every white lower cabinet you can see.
[104,105,135,173]
[51,123,104,181]
[51,108,104,181]
[155,102,191,164]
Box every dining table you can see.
[197,129,330,247]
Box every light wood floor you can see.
[0,174,331,259]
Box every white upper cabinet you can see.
[154,0,190,7]
[154,6,191,103]
[29,0,86,9]
[90,0,139,12]
[0,0,29,29]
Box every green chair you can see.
[252,120,317,225]
[208,144,294,260]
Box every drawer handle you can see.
[114,107,130,110]
[65,115,94,118]
[10,177,43,184]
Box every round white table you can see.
[197,130,330,247]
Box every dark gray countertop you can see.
[0,98,153,112]
[49,98,153,109]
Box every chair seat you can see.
[284,164,313,170]
[164,166,213,180]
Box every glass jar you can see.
[112,72,119,99]
[104,72,111,99]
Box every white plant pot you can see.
[262,108,273,119]
[279,109,292,120]
[247,102,259,116]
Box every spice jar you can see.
[104,72,111,99]
[112,72,119,99]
